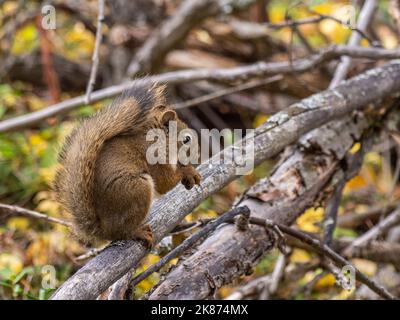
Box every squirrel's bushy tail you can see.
[53,82,165,242]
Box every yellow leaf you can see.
[253,114,269,128]
[146,254,160,265]
[364,152,382,166]
[311,3,336,15]
[36,199,60,216]
[352,259,377,276]
[0,253,23,274]
[344,175,367,193]
[3,1,18,15]
[26,94,45,111]
[349,142,361,155]
[315,273,336,289]
[290,249,311,263]
[26,235,50,265]
[7,217,29,231]
[333,288,355,300]
[29,134,48,157]
[297,207,324,232]
[11,24,38,55]
[39,166,58,184]
[319,20,350,44]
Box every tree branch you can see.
[247,217,395,300]
[329,0,377,88]
[0,203,72,228]
[129,206,249,288]
[51,61,400,299]
[1,45,400,133]
[85,0,105,104]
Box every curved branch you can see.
[51,61,400,299]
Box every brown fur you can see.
[53,83,201,244]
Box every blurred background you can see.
[1,0,400,300]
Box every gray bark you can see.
[51,61,400,299]
[148,115,372,299]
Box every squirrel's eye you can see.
[183,134,191,144]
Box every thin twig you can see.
[323,179,346,246]
[343,206,400,256]
[304,9,378,48]
[225,254,287,300]
[0,203,72,228]
[248,217,396,300]
[173,75,282,109]
[85,0,104,104]
[329,0,377,88]
[129,206,250,288]
[75,246,107,262]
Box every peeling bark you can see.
[52,61,400,300]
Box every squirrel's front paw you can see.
[181,172,201,190]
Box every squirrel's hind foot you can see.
[134,224,154,249]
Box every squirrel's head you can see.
[153,105,199,167]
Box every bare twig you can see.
[337,202,397,228]
[0,203,72,228]
[75,245,107,262]
[323,146,365,246]
[343,206,400,256]
[323,179,346,246]
[129,206,250,288]
[1,44,399,133]
[329,0,377,88]
[225,254,287,300]
[248,217,396,300]
[85,0,105,104]
[390,0,400,36]
[173,75,282,109]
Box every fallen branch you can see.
[51,61,400,299]
[147,91,400,300]
[129,206,249,288]
[1,45,400,133]
[148,114,372,299]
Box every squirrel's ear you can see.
[160,109,177,125]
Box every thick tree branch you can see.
[52,61,400,299]
[148,114,373,299]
